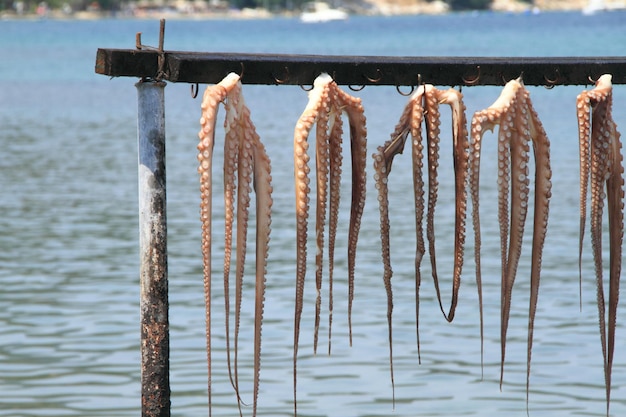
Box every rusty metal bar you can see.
[96,49,626,86]
[136,80,171,417]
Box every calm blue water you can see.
[1,11,626,417]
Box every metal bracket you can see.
[135,19,167,82]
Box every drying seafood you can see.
[293,72,367,415]
[469,77,552,404]
[577,74,623,415]
[198,72,273,417]
[373,84,469,402]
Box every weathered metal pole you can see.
[136,80,170,417]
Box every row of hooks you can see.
[127,19,618,96]
[187,65,599,99]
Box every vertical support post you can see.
[136,80,170,417]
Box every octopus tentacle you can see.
[502,88,530,389]
[222,81,244,405]
[233,80,273,417]
[314,88,331,355]
[469,107,499,375]
[497,106,512,298]
[577,91,592,311]
[424,87,469,322]
[423,86,446,319]
[373,85,425,405]
[230,80,274,417]
[327,100,344,355]
[410,87,426,364]
[501,93,530,390]
[578,74,623,416]
[589,91,611,414]
[442,88,469,323]
[247,108,273,417]
[524,89,552,408]
[605,116,622,417]
[224,84,254,413]
[197,72,240,416]
[332,84,367,346]
[293,73,332,416]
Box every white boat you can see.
[300,2,348,23]
[583,0,626,14]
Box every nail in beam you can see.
[136,80,171,417]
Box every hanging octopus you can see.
[292,72,367,415]
[372,84,469,403]
[197,72,273,417]
[469,77,552,406]
[577,74,623,416]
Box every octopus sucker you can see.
[292,73,367,415]
[469,78,551,402]
[577,74,623,416]
[198,73,272,417]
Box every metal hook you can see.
[135,19,167,81]
[501,71,523,85]
[237,62,245,80]
[364,68,383,84]
[543,68,560,88]
[461,65,481,86]
[272,66,290,84]
[348,85,365,91]
[300,71,321,91]
[395,84,415,96]
[191,83,199,99]
[136,19,167,81]
[158,19,165,52]
[135,19,166,52]
[588,75,598,85]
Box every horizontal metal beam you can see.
[96,48,626,87]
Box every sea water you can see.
[1,11,626,416]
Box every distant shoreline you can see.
[1,0,602,21]
[0,5,592,22]
[0,8,281,21]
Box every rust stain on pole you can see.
[136,80,170,417]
